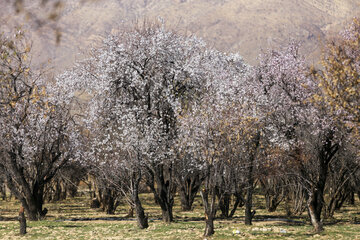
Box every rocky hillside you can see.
[1,0,359,69]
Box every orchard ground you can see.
[0,188,359,240]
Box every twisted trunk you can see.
[132,171,148,229]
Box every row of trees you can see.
[0,18,359,236]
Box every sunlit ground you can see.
[0,188,359,239]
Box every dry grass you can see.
[0,188,360,239]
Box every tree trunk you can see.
[0,183,6,200]
[229,193,244,218]
[265,194,282,212]
[68,183,78,198]
[307,189,325,233]
[305,130,337,232]
[146,165,175,223]
[285,195,292,217]
[105,203,116,215]
[132,171,148,229]
[245,133,260,225]
[54,181,61,201]
[178,176,202,211]
[308,192,324,233]
[125,207,134,218]
[244,155,255,225]
[5,177,44,221]
[159,199,173,223]
[179,186,194,211]
[60,182,67,201]
[25,200,43,220]
[244,186,254,225]
[200,188,218,237]
[204,214,215,237]
[2,148,67,221]
[348,192,355,205]
[325,189,348,218]
[134,193,148,229]
[180,196,192,211]
[101,189,119,215]
[219,193,231,218]
[52,181,67,202]
[90,198,100,208]
[19,207,27,235]
[24,183,46,221]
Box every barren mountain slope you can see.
[1,0,359,69]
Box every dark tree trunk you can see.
[3,164,46,221]
[307,181,325,231]
[244,133,260,225]
[179,195,192,211]
[348,192,355,205]
[60,186,67,201]
[161,206,173,223]
[146,164,175,223]
[105,202,116,215]
[307,130,338,233]
[24,183,46,221]
[52,181,66,202]
[1,138,70,221]
[101,189,119,215]
[67,178,80,198]
[68,185,78,198]
[86,177,97,199]
[125,207,134,218]
[204,214,215,237]
[0,183,6,200]
[325,188,349,218]
[219,193,231,218]
[265,193,283,212]
[19,207,26,235]
[26,202,40,221]
[260,178,284,213]
[334,193,348,211]
[308,191,324,233]
[54,181,61,201]
[134,197,148,229]
[200,189,217,237]
[132,171,148,229]
[90,198,100,208]
[26,199,44,220]
[178,175,202,211]
[229,192,245,218]
[244,178,254,225]
[244,185,254,225]
[285,195,292,217]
